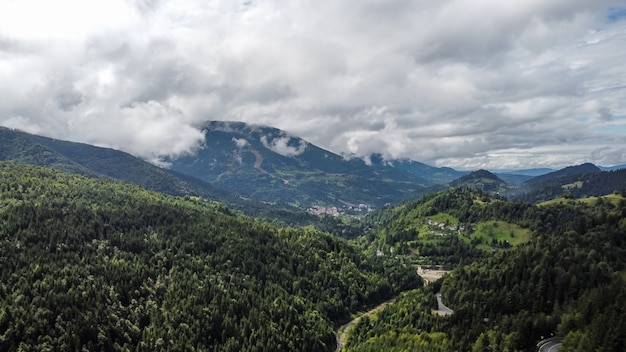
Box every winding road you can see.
[537,339,562,352]
[335,298,396,352]
[334,292,454,351]
[435,292,454,316]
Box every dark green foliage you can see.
[559,277,626,351]
[509,168,626,203]
[449,169,511,193]
[346,187,626,351]
[345,287,453,352]
[0,162,419,351]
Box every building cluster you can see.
[307,203,373,217]
[427,219,465,237]
[307,205,341,216]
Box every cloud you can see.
[260,135,307,157]
[232,137,249,149]
[0,0,625,169]
[598,107,614,121]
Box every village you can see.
[426,219,466,237]
[307,203,373,217]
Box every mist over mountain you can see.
[367,154,467,184]
[166,121,435,209]
[3,123,624,210]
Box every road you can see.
[335,298,396,352]
[538,339,562,352]
[435,292,454,316]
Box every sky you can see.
[1,0,626,170]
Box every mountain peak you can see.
[450,169,509,193]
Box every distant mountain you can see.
[506,163,626,203]
[487,168,554,185]
[490,168,554,177]
[449,169,510,193]
[599,164,626,171]
[492,173,533,185]
[166,121,431,208]
[367,154,467,184]
[525,163,601,185]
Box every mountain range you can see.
[2,123,625,210]
[165,121,434,209]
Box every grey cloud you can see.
[260,135,307,157]
[0,0,625,169]
[56,91,83,111]
[598,107,613,121]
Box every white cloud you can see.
[260,135,307,157]
[0,0,625,169]
[232,137,249,149]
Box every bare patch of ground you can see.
[417,266,449,284]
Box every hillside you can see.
[345,188,626,351]
[368,154,466,184]
[166,121,431,209]
[358,188,537,267]
[0,127,363,232]
[524,162,601,185]
[0,127,234,202]
[507,168,626,203]
[449,169,510,193]
[0,162,419,351]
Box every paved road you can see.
[435,293,453,316]
[335,298,396,352]
[538,339,562,352]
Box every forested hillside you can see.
[507,168,626,203]
[0,127,367,235]
[0,162,419,351]
[346,189,626,351]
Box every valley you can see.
[0,126,625,351]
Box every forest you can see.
[0,162,418,351]
[345,188,626,351]
[1,161,625,351]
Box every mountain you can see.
[449,169,510,193]
[167,121,431,209]
[507,168,626,203]
[503,163,620,203]
[0,162,418,351]
[0,127,373,232]
[524,162,601,185]
[490,168,554,176]
[368,154,467,184]
[599,163,626,171]
[492,172,534,185]
[0,126,237,200]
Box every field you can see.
[468,220,531,250]
[539,193,626,207]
